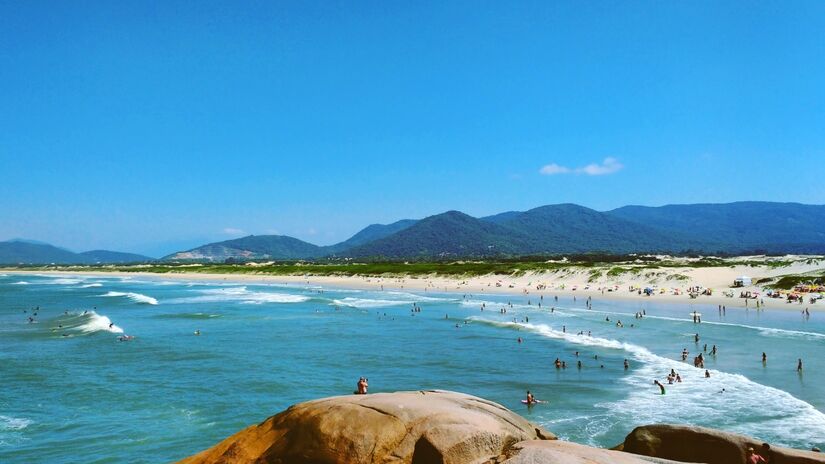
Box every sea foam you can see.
[0,415,32,431]
[559,305,825,340]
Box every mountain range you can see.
[0,240,153,265]
[3,202,823,264]
[162,201,825,261]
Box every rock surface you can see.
[622,424,825,464]
[179,390,555,464]
[501,440,689,464]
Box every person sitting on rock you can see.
[354,377,368,395]
[747,446,767,464]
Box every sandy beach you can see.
[6,256,824,311]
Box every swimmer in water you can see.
[654,380,666,395]
[194,329,201,336]
[526,390,535,405]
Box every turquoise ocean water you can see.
[1,273,823,462]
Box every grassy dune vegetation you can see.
[4,255,823,289]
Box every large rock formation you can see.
[622,424,825,464]
[179,391,825,464]
[179,390,555,464]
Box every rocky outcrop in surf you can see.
[178,390,825,464]
[620,424,825,464]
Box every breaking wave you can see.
[170,286,308,305]
[101,291,158,305]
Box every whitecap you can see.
[79,283,103,288]
[0,415,32,431]
[170,286,308,305]
[332,297,416,309]
[101,291,158,305]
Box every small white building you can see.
[733,276,752,287]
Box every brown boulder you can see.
[178,390,555,464]
[622,424,825,464]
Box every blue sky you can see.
[1,1,824,257]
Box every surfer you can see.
[653,380,666,395]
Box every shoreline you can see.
[4,266,822,312]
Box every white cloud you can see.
[222,227,244,235]
[539,163,571,175]
[578,157,623,175]
[539,157,623,176]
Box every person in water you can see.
[654,380,666,395]
[762,352,767,364]
[798,358,803,372]
[705,370,711,378]
[526,390,535,405]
